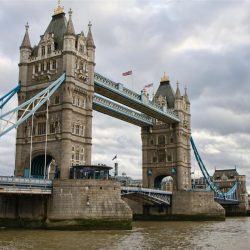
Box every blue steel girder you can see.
[191,136,239,202]
[93,94,153,127]
[94,73,180,124]
[0,84,21,109]
[0,73,65,138]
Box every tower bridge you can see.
[0,2,248,229]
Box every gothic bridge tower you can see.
[15,3,95,179]
[142,74,191,190]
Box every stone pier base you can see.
[0,180,132,230]
[124,190,225,221]
[171,190,225,220]
[47,180,132,229]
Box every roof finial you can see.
[68,8,73,17]
[54,0,64,15]
[25,22,29,31]
[160,71,169,82]
[88,21,92,29]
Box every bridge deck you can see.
[93,94,153,127]
[94,73,180,124]
[0,176,52,195]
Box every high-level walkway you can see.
[94,73,180,124]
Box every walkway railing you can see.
[93,94,153,126]
[121,186,172,205]
[0,176,52,194]
[94,72,180,123]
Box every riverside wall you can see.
[124,190,225,221]
[0,180,132,230]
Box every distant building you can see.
[213,168,249,212]
[192,177,207,190]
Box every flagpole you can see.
[131,70,134,91]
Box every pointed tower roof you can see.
[86,21,96,48]
[154,72,175,108]
[175,81,181,99]
[20,23,31,49]
[41,2,67,51]
[184,86,190,104]
[65,9,75,36]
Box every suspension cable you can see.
[29,110,34,178]
[44,99,49,179]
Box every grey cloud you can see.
[1,0,250,190]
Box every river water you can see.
[0,218,249,250]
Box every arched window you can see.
[75,124,80,135]
[158,150,166,162]
[47,45,51,54]
[41,46,45,56]
[158,135,165,145]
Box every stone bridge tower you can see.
[15,3,95,179]
[142,74,191,190]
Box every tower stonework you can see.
[142,74,191,190]
[15,6,95,179]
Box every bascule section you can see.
[16,5,95,179]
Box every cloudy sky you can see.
[0,0,250,191]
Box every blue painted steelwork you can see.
[121,186,172,205]
[0,73,65,138]
[0,176,52,188]
[190,136,238,201]
[0,84,21,109]
[0,176,52,194]
[94,72,180,123]
[93,94,153,127]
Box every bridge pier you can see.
[123,190,225,221]
[0,180,132,230]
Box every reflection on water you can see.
[0,218,250,250]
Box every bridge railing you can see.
[0,176,52,189]
[93,94,153,126]
[121,186,172,195]
[94,72,180,122]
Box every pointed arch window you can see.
[52,60,56,70]
[47,45,51,55]
[47,61,50,71]
[41,46,45,56]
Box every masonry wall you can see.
[47,180,132,222]
[0,180,132,229]
[172,191,225,219]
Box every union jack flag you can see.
[144,83,153,88]
[122,70,132,76]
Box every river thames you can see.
[0,217,249,250]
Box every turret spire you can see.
[65,8,75,36]
[86,21,96,48]
[20,22,31,49]
[175,81,181,99]
[184,86,190,104]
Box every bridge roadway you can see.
[0,177,240,206]
[0,176,52,195]
[0,177,172,205]
[94,72,180,124]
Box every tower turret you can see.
[63,9,76,75]
[20,23,32,63]
[19,23,32,87]
[174,81,182,110]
